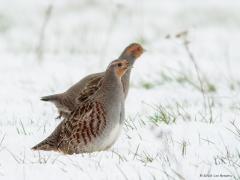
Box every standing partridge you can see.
[32,59,130,154]
[41,43,144,118]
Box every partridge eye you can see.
[117,63,122,67]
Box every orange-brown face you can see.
[125,43,144,59]
[111,59,129,77]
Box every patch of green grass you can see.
[206,82,216,93]
[138,69,217,93]
[141,82,155,89]
[149,105,177,125]
[147,102,191,125]
[161,70,217,93]
[176,75,188,84]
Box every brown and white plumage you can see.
[32,59,129,154]
[41,43,144,119]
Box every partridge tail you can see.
[32,121,63,152]
[32,137,58,151]
[41,94,60,102]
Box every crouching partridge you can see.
[32,59,130,154]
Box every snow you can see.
[0,0,240,179]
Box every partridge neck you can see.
[98,68,123,107]
[101,68,122,92]
[118,54,136,98]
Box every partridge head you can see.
[107,59,130,77]
[119,43,145,64]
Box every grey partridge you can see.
[32,59,130,154]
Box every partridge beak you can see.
[143,48,147,52]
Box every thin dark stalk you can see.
[176,31,207,112]
[36,3,53,62]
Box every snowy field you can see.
[0,0,240,179]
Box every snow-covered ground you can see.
[0,0,240,179]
